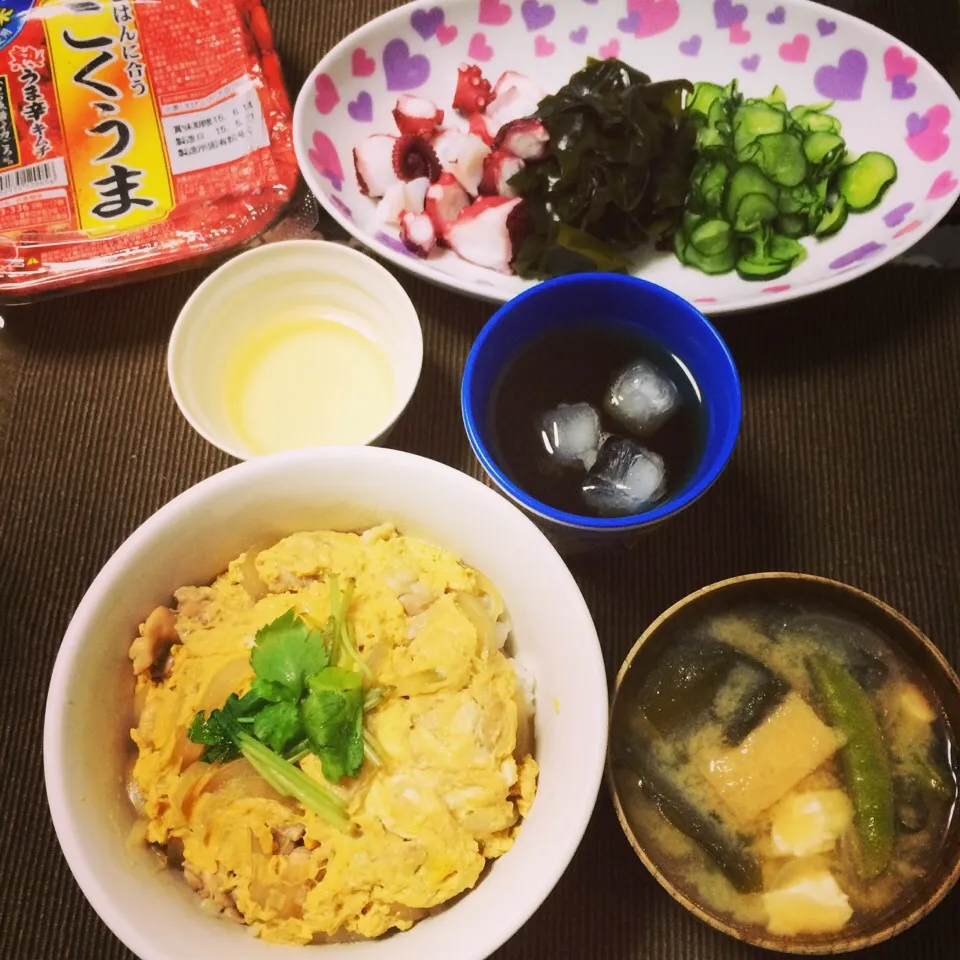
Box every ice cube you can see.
[605,359,680,437]
[539,402,602,471]
[581,437,666,516]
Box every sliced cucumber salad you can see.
[675,81,898,282]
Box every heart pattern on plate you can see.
[534,34,555,56]
[308,131,344,190]
[779,34,809,64]
[927,170,958,199]
[314,74,339,114]
[411,7,444,40]
[618,10,640,34]
[891,75,917,100]
[351,48,375,77]
[522,0,554,31]
[598,37,620,59]
[383,39,430,90]
[631,0,680,38]
[814,49,868,101]
[468,32,494,60]
[883,202,914,228]
[347,91,372,122]
[884,46,917,81]
[906,105,951,161]
[296,0,960,312]
[479,0,511,26]
[713,0,747,29]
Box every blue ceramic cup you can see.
[461,274,742,551]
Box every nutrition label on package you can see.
[160,79,270,176]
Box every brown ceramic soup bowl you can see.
[607,573,960,955]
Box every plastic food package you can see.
[0,0,296,302]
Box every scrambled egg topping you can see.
[129,525,538,945]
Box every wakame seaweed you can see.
[636,632,787,744]
[509,58,695,279]
[615,714,763,893]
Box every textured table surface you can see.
[1,1,959,958]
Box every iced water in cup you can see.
[461,273,742,551]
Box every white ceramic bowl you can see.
[168,240,423,459]
[293,0,960,313]
[43,446,608,960]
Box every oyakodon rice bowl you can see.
[128,525,538,944]
[44,447,607,960]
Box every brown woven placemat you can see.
[1,1,960,958]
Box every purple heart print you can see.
[814,50,868,100]
[383,39,430,91]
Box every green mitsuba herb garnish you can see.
[187,576,379,829]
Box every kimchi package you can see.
[0,0,296,301]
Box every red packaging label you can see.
[0,0,296,300]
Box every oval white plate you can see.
[294,0,960,313]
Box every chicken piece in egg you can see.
[128,524,538,945]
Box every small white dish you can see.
[168,240,423,459]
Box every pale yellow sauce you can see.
[223,315,395,454]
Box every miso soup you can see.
[488,323,704,518]
[612,598,959,942]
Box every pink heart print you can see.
[534,34,555,56]
[479,0,512,26]
[883,46,918,81]
[779,34,809,64]
[314,74,339,114]
[308,131,344,189]
[628,0,680,39]
[351,48,375,77]
[894,220,922,238]
[436,22,458,44]
[599,38,620,59]
[927,170,958,199]
[906,104,951,162]
[468,32,494,61]
[729,22,750,44]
